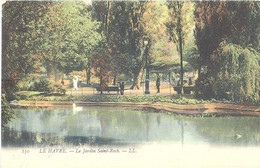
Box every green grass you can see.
[16,91,235,105]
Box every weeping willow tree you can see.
[210,41,260,102]
[194,2,260,103]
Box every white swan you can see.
[72,103,83,115]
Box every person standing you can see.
[61,78,64,85]
[117,82,121,94]
[189,77,192,86]
[73,77,78,90]
[156,77,160,93]
[120,82,125,95]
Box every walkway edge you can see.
[16,101,260,116]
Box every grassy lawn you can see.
[15,90,234,105]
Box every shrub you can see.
[211,42,260,102]
[55,84,66,95]
[17,76,37,91]
[33,79,54,93]
[197,41,260,103]
[1,94,15,126]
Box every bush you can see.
[1,94,15,126]
[17,76,36,91]
[33,79,54,93]
[196,41,260,103]
[211,42,260,102]
[55,84,66,95]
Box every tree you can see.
[108,2,133,84]
[166,1,194,95]
[92,2,168,90]
[91,45,113,94]
[56,2,102,75]
[2,1,103,96]
[211,42,260,102]
[2,1,51,99]
[91,1,114,89]
[92,2,129,86]
[194,1,260,102]
[33,2,102,78]
[2,1,52,126]
[125,2,168,90]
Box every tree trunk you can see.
[145,66,150,94]
[180,40,184,95]
[45,60,54,80]
[100,76,103,95]
[105,1,111,41]
[54,64,58,82]
[178,20,184,95]
[130,68,144,90]
[86,68,91,85]
[131,40,150,90]
[198,65,201,79]
[144,44,150,94]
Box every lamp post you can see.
[144,40,150,94]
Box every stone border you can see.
[16,101,260,116]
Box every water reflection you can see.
[2,106,260,147]
[192,117,260,146]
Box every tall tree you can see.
[108,2,132,84]
[2,1,51,98]
[92,1,168,90]
[33,2,102,78]
[166,1,194,95]
[91,1,114,89]
[2,1,51,126]
[56,2,102,75]
[126,1,168,89]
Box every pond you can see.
[2,104,260,147]
[2,104,260,168]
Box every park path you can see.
[67,85,178,96]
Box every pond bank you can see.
[16,101,260,116]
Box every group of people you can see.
[176,77,193,86]
[66,75,192,94]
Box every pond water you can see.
[2,104,260,148]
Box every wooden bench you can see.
[173,86,195,94]
[96,86,120,94]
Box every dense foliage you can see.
[211,42,260,102]
[2,2,51,99]
[1,95,15,126]
[194,1,260,102]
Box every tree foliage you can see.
[91,1,168,89]
[2,2,51,98]
[194,1,260,102]
[211,42,260,102]
[2,1,259,104]
[1,94,15,127]
[34,2,102,75]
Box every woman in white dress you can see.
[73,78,78,90]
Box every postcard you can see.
[1,1,260,168]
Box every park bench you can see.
[173,86,195,94]
[96,86,120,94]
